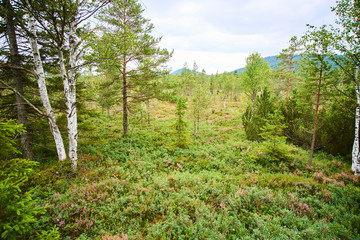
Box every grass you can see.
[30,98,360,239]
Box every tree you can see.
[276,36,302,99]
[25,1,67,161]
[175,97,189,148]
[241,52,272,121]
[23,0,109,170]
[260,109,286,153]
[180,62,192,96]
[91,0,172,136]
[192,84,210,137]
[301,25,334,167]
[242,87,275,140]
[329,0,360,174]
[0,0,33,159]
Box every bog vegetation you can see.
[1,0,360,239]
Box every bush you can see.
[242,87,275,140]
[0,120,60,239]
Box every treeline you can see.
[163,45,354,160]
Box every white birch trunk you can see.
[27,14,66,161]
[67,17,79,171]
[353,66,360,175]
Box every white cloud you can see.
[168,49,249,74]
[141,0,337,73]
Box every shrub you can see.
[242,87,275,140]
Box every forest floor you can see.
[31,99,360,239]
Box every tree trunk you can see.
[147,99,150,125]
[197,111,200,133]
[353,66,360,175]
[5,0,33,159]
[250,95,256,122]
[193,111,197,136]
[67,17,78,171]
[286,55,294,100]
[27,12,66,161]
[308,68,322,167]
[123,71,128,136]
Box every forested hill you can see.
[171,55,338,75]
[171,68,203,75]
[233,56,287,73]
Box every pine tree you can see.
[301,25,334,167]
[276,36,302,99]
[91,0,172,135]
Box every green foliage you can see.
[241,52,272,106]
[0,121,60,239]
[2,1,360,239]
[242,87,275,140]
[1,159,63,240]
[318,88,356,155]
[280,94,305,145]
[174,98,190,148]
[0,158,42,240]
[192,84,210,136]
[260,110,287,153]
[0,120,24,159]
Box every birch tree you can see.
[329,0,360,174]
[23,0,108,170]
[241,52,271,121]
[26,4,67,160]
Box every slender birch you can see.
[353,67,360,173]
[27,11,66,160]
[329,0,360,174]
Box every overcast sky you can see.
[140,0,337,74]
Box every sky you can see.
[140,0,337,74]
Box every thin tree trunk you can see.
[5,0,33,159]
[286,55,294,100]
[309,68,322,167]
[193,112,197,136]
[67,17,78,171]
[107,106,110,119]
[27,12,66,160]
[123,70,128,136]
[353,66,360,174]
[197,111,200,133]
[147,100,150,125]
[250,95,255,122]
[178,115,181,145]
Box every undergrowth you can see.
[28,100,360,239]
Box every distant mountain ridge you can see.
[232,56,283,74]
[171,55,338,75]
[170,56,281,75]
[170,68,203,75]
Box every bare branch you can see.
[0,79,47,118]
